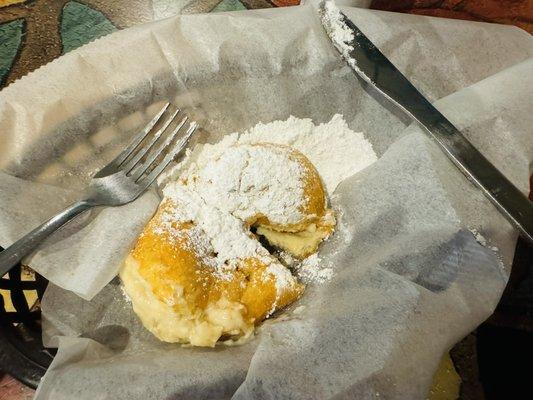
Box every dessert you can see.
[121,143,335,346]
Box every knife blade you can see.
[319,1,533,245]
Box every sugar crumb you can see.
[296,253,334,283]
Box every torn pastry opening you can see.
[253,211,335,260]
[120,142,335,347]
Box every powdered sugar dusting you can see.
[469,228,487,246]
[238,114,377,194]
[161,114,376,196]
[162,176,270,280]
[195,145,306,225]
[468,228,504,273]
[160,144,310,292]
[469,227,501,255]
[158,114,377,289]
[296,253,334,283]
[320,0,365,76]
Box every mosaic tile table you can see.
[0,1,531,399]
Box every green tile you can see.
[61,1,117,54]
[0,19,24,86]
[212,0,246,13]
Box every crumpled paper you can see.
[0,3,531,399]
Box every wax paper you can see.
[0,3,530,399]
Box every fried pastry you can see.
[121,143,335,346]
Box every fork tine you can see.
[114,102,170,166]
[131,115,189,181]
[93,102,170,178]
[122,107,181,174]
[138,122,198,187]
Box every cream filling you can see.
[120,255,253,347]
[256,221,332,259]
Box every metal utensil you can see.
[319,1,533,245]
[0,103,198,276]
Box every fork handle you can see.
[0,200,94,277]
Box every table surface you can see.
[0,1,531,399]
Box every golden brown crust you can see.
[131,209,304,326]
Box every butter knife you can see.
[319,1,533,245]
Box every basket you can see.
[0,248,54,389]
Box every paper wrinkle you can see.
[432,58,533,193]
[341,6,533,101]
[0,3,530,399]
[39,281,259,399]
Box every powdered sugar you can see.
[194,145,306,225]
[469,227,501,254]
[159,114,377,287]
[161,179,273,279]
[319,0,364,76]
[320,1,354,56]
[469,228,487,246]
[162,115,376,197]
[296,253,334,283]
[276,251,334,284]
[238,114,377,194]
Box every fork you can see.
[0,103,197,277]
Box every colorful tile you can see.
[0,19,23,86]
[212,0,247,13]
[61,1,117,53]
